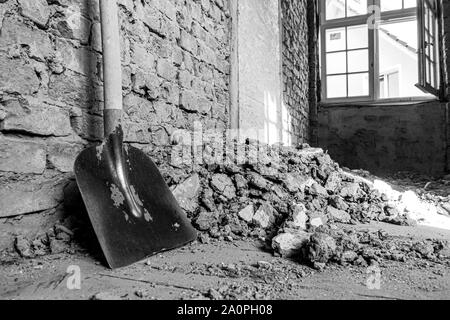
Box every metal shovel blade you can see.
[74,128,197,269]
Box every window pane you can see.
[404,0,416,8]
[326,28,346,52]
[347,25,368,49]
[379,17,429,97]
[347,0,368,17]
[380,0,402,11]
[348,73,369,96]
[326,52,347,74]
[326,0,345,20]
[347,49,368,72]
[327,75,347,98]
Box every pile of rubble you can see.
[162,141,450,269]
[9,141,450,270]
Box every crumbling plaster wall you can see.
[317,2,450,176]
[0,0,231,247]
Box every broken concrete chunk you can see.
[238,204,254,223]
[210,174,236,200]
[247,172,269,190]
[252,203,277,229]
[305,232,337,264]
[325,172,342,193]
[172,174,201,214]
[309,212,327,228]
[327,206,351,223]
[289,203,308,230]
[195,211,216,231]
[272,232,310,258]
[310,183,329,197]
[340,183,364,202]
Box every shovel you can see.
[74,0,197,269]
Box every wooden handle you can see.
[100,0,122,113]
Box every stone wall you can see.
[0,0,231,247]
[281,0,310,144]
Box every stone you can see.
[329,196,349,211]
[0,17,53,60]
[284,173,313,193]
[15,235,34,258]
[91,292,122,301]
[238,204,254,223]
[49,239,68,254]
[195,211,216,231]
[1,98,72,137]
[413,241,435,258]
[327,206,351,223]
[48,142,83,173]
[252,203,277,229]
[305,232,337,264]
[172,174,202,214]
[309,212,327,228]
[340,183,364,202]
[0,56,40,95]
[210,174,236,200]
[18,0,50,28]
[272,232,310,258]
[309,183,328,197]
[341,251,358,263]
[0,178,65,218]
[290,203,308,230]
[0,136,46,174]
[247,172,269,190]
[325,172,342,193]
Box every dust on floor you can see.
[1,222,449,300]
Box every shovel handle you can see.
[100,0,123,136]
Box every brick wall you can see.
[281,0,310,144]
[0,0,231,228]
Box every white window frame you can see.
[320,0,442,104]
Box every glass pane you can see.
[347,49,368,72]
[347,25,368,49]
[379,19,418,50]
[326,28,346,52]
[379,17,429,97]
[326,52,347,74]
[326,0,345,20]
[327,75,347,98]
[380,0,402,11]
[348,73,369,96]
[404,0,416,8]
[347,0,368,17]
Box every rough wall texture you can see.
[0,0,231,246]
[281,0,310,144]
[318,102,448,176]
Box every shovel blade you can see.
[74,135,197,269]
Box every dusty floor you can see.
[1,222,449,300]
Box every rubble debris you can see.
[272,232,310,258]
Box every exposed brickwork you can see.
[281,0,310,144]
[0,0,231,220]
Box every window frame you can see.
[319,0,442,105]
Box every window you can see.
[320,0,442,103]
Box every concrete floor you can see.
[1,222,449,300]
